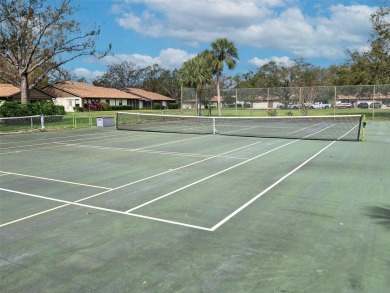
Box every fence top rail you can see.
[182,84,390,92]
[0,115,41,120]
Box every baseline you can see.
[0,188,211,231]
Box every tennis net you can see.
[116,112,364,141]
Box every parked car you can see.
[310,102,332,109]
[358,102,369,108]
[369,102,381,108]
[337,102,352,109]
[287,103,299,109]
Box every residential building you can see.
[121,87,175,109]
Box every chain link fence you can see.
[181,84,390,119]
[0,113,115,133]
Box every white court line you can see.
[0,188,211,231]
[0,144,66,155]
[210,124,360,231]
[0,134,131,154]
[1,123,358,229]
[125,123,356,215]
[0,131,124,146]
[1,131,222,159]
[0,204,70,228]
[0,171,112,190]
[60,140,263,203]
[56,143,214,159]
[52,133,246,159]
[56,143,251,160]
[125,139,298,213]
[0,141,262,228]
[131,135,213,150]
[210,140,338,230]
[0,132,123,149]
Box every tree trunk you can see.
[216,74,221,116]
[198,92,202,116]
[20,74,29,104]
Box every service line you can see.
[0,140,262,228]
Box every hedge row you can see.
[0,101,66,117]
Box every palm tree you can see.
[179,55,212,115]
[208,38,239,116]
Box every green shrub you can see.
[110,105,133,110]
[101,102,110,111]
[153,102,161,110]
[0,101,65,117]
[267,109,277,116]
[74,106,84,112]
[168,103,179,109]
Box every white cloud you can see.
[91,48,196,70]
[72,68,104,80]
[249,56,296,67]
[101,53,159,67]
[158,48,197,69]
[113,0,376,61]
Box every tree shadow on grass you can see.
[365,205,390,230]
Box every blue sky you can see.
[63,0,380,80]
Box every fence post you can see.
[40,114,45,129]
[372,85,375,120]
[235,89,238,117]
[334,86,337,116]
[180,85,183,112]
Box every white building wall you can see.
[54,97,82,112]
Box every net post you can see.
[361,115,366,142]
[213,117,216,134]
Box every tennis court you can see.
[0,118,389,292]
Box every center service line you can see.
[125,139,299,213]
[210,125,359,231]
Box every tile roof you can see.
[45,81,140,99]
[122,87,175,101]
[0,84,20,97]
[210,96,224,102]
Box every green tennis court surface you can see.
[1,122,389,292]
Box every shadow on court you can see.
[365,205,390,230]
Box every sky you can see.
[62,0,382,80]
